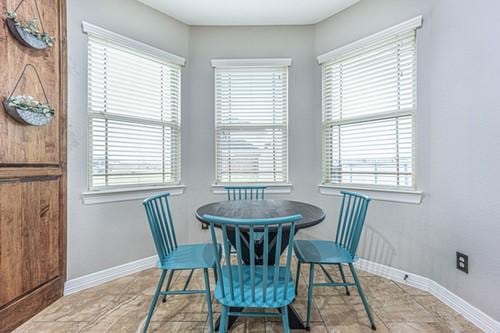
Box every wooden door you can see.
[0,0,66,331]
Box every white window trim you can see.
[82,184,186,205]
[211,58,292,68]
[319,16,422,195]
[82,21,185,65]
[317,16,423,64]
[211,183,293,195]
[82,22,186,199]
[212,58,292,185]
[318,184,422,204]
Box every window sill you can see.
[318,184,422,204]
[82,184,186,205]
[211,183,293,195]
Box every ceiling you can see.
[137,0,360,26]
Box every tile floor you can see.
[15,262,481,332]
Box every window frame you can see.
[317,16,423,204]
[211,59,292,189]
[81,22,186,203]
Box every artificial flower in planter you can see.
[5,11,55,49]
[4,95,55,126]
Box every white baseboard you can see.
[355,259,500,333]
[64,255,499,332]
[64,255,157,295]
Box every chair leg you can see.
[183,269,195,291]
[203,268,214,333]
[281,306,290,333]
[306,263,315,331]
[143,270,167,333]
[219,305,228,333]
[295,260,302,296]
[348,263,376,330]
[337,263,350,296]
[161,270,175,303]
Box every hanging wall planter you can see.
[3,96,54,126]
[3,64,55,126]
[5,3,55,50]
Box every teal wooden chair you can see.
[142,193,219,333]
[203,213,303,333]
[224,185,267,201]
[294,191,376,331]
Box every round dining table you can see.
[195,199,325,330]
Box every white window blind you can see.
[213,61,289,183]
[87,34,182,190]
[320,18,421,189]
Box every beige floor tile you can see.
[153,294,209,320]
[414,296,483,333]
[265,298,322,323]
[14,266,482,333]
[78,294,150,332]
[29,291,119,322]
[386,322,454,333]
[362,277,406,301]
[266,321,328,332]
[148,321,207,332]
[315,295,389,332]
[125,276,163,296]
[372,294,440,323]
[13,321,87,333]
[395,283,431,297]
[232,317,267,332]
[326,323,385,333]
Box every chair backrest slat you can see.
[153,198,173,253]
[344,196,360,246]
[144,203,165,259]
[249,226,256,302]
[224,186,267,201]
[334,191,371,257]
[221,224,235,299]
[234,225,245,302]
[210,224,225,297]
[163,196,178,248]
[143,193,179,264]
[283,222,295,298]
[273,225,283,302]
[262,225,269,302]
[204,214,302,305]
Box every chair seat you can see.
[215,265,295,308]
[294,240,356,264]
[158,243,221,270]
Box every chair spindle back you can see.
[143,193,178,263]
[204,214,302,305]
[335,191,371,257]
[224,186,267,200]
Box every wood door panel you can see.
[0,277,62,333]
[0,179,60,307]
[0,0,61,164]
[0,0,66,330]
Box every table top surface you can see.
[195,199,325,229]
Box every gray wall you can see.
[66,0,500,320]
[315,0,500,320]
[66,0,190,279]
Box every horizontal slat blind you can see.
[88,35,181,189]
[215,66,288,183]
[322,29,417,189]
